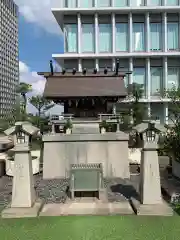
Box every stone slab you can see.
[131,197,174,216]
[40,200,134,216]
[1,199,43,218]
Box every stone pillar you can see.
[11,144,35,207]
[140,137,162,204]
[2,144,43,218]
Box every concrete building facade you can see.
[0,0,19,118]
[51,0,180,124]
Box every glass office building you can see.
[51,0,180,124]
[0,0,19,118]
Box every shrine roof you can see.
[38,71,129,99]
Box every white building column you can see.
[163,57,168,124]
[164,103,168,125]
[78,13,81,54]
[112,58,116,72]
[146,58,151,100]
[145,12,150,52]
[95,59,99,71]
[63,25,66,52]
[95,13,99,54]
[148,103,151,118]
[163,57,168,93]
[112,13,116,54]
[178,13,180,50]
[78,59,82,72]
[163,12,167,52]
[129,58,133,85]
[128,12,133,53]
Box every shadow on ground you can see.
[110,178,140,202]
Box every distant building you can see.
[51,0,180,124]
[0,0,19,118]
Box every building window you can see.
[64,24,78,53]
[64,0,77,7]
[167,67,179,90]
[166,0,178,5]
[133,23,145,51]
[114,0,128,7]
[116,23,128,52]
[99,24,112,53]
[130,0,145,6]
[82,24,95,52]
[150,23,162,51]
[97,0,111,7]
[148,0,161,5]
[133,68,146,97]
[150,67,162,96]
[79,0,94,7]
[167,23,179,51]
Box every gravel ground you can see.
[0,173,140,208]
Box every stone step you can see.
[40,201,134,216]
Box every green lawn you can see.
[0,216,179,240]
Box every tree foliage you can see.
[29,95,55,127]
[17,82,32,118]
[163,86,180,161]
[126,83,147,125]
[29,95,55,116]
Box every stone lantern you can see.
[1,121,43,218]
[133,120,166,143]
[4,121,39,146]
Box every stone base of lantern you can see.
[1,199,43,218]
[131,197,173,216]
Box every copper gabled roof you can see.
[38,72,129,99]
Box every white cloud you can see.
[19,61,64,114]
[19,61,45,95]
[14,0,61,35]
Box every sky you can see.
[14,0,64,114]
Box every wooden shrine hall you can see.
[38,66,131,119]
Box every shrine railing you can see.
[50,114,74,121]
[98,114,120,121]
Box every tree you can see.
[127,83,146,125]
[17,82,32,118]
[163,86,180,161]
[164,86,180,124]
[29,95,55,126]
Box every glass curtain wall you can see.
[79,0,94,7]
[167,23,179,50]
[97,0,111,7]
[150,23,162,50]
[82,24,95,52]
[64,24,78,53]
[65,0,77,7]
[130,0,145,6]
[114,0,128,6]
[166,0,179,5]
[99,24,112,52]
[116,23,128,51]
[133,23,145,51]
[167,68,179,89]
[150,67,162,96]
[148,0,161,5]
[133,68,146,97]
